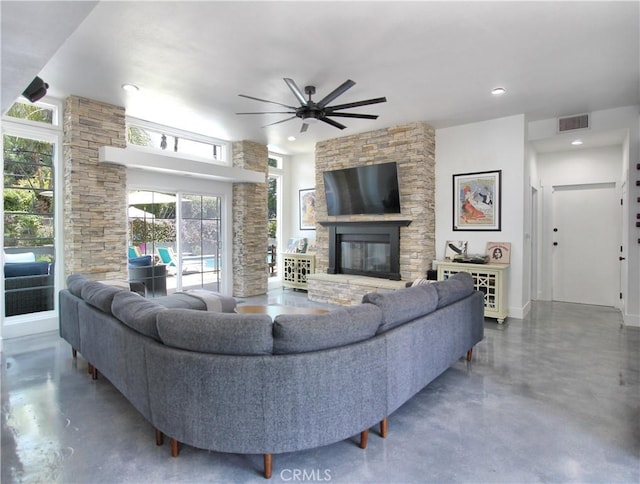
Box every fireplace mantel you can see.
[319,220,411,280]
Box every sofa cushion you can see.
[128,255,153,267]
[272,303,382,355]
[67,274,88,298]
[80,281,123,314]
[363,284,439,334]
[157,309,273,355]
[111,291,166,341]
[4,261,49,278]
[432,271,475,308]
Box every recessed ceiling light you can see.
[491,87,506,95]
[287,136,296,141]
[121,83,139,92]
[571,139,583,146]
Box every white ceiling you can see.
[2,1,639,155]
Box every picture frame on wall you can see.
[452,170,502,231]
[299,188,316,230]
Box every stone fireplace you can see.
[307,122,436,306]
[321,221,411,280]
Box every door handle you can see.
[553,242,558,246]
[619,257,626,261]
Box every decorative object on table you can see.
[286,237,308,253]
[453,253,490,264]
[486,242,511,263]
[299,188,316,230]
[445,240,468,260]
[453,170,502,231]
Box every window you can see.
[127,118,228,163]
[5,101,58,126]
[3,100,60,317]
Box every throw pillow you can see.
[4,252,36,263]
[272,303,382,355]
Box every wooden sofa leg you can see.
[170,438,180,457]
[155,429,164,446]
[91,366,98,380]
[466,348,473,362]
[380,418,388,438]
[264,454,272,479]
[72,348,77,358]
[359,429,369,449]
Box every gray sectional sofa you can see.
[59,272,484,478]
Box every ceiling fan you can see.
[236,78,387,132]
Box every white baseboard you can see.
[3,313,58,339]
[623,312,640,327]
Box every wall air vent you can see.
[557,113,590,132]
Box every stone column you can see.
[232,140,268,297]
[63,96,127,281]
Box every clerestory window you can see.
[126,118,228,163]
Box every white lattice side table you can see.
[282,253,315,290]
[437,261,509,323]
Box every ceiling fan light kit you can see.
[237,78,387,132]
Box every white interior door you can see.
[552,183,620,306]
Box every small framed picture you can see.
[486,242,511,264]
[299,189,316,230]
[445,240,468,260]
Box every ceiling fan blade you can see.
[238,94,297,110]
[326,112,379,119]
[284,78,307,106]
[317,79,356,108]
[262,116,297,128]
[326,97,387,111]
[300,123,309,133]
[320,117,347,130]
[236,111,296,115]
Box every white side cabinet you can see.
[437,261,509,323]
[282,253,315,290]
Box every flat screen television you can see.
[323,162,401,216]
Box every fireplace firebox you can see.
[320,221,411,280]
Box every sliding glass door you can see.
[127,190,222,294]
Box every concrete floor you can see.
[2,288,639,483]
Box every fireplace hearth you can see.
[320,221,411,280]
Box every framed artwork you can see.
[445,240,468,260]
[453,170,502,231]
[486,242,511,264]
[299,188,316,230]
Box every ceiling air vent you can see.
[558,113,590,133]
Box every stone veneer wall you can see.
[63,96,128,281]
[315,122,436,282]
[232,140,268,297]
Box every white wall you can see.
[436,114,527,319]
[286,152,316,247]
[529,105,639,326]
